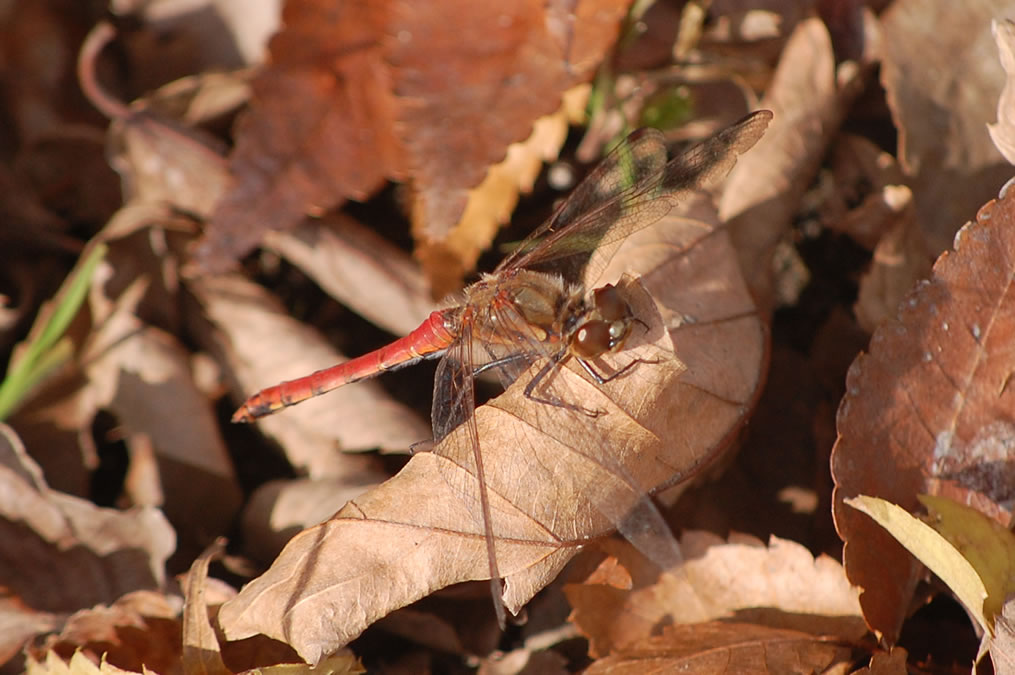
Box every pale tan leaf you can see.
[265,214,434,337]
[181,539,229,675]
[566,532,865,657]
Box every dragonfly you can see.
[233,110,772,624]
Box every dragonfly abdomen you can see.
[232,309,458,422]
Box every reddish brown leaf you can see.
[30,591,182,674]
[831,185,1015,642]
[195,0,629,274]
[392,0,627,241]
[853,647,909,675]
[194,0,400,271]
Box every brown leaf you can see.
[218,182,768,662]
[583,622,854,674]
[82,262,241,560]
[416,88,588,298]
[566,533,865,658]
[853,646,909,675]
[0,423,176,663]
[181,539,229,675]
[720,16,859,312]
[188,274,431,473]
[264,213,435,337]
[193,0,402,271]
[880,0,1015,254]
[831,184,1015,642]
[29,591,182,675]
[854,185,932,332]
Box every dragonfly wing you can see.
[430,322,508,625]
[499,110,773,285]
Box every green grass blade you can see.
[0,243,108,420]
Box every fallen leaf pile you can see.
[2,0,1014,673]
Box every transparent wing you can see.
[497,111,773,286]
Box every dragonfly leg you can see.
[523,355,605,417]
[472,352,533,377]
[576,355,658,385]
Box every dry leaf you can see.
[241,474,388,565]
[416,86,589,297]
[991,601,1015,674]
[392,0,626,242]
[583,621,854,674]
[852,646,909,675]
[846,496,990,635]
[30,591,181,674]
[880,0,1015,254]
[195,0,628,273]
[0,423,176,666]
[720,16,859,311]
[181,539,229,675]
[264,213,435,337]
[854,185,931,332]
[566,532,864,658]
[831,183,1015,642]
[989,19,1015,165]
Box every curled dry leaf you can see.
[80,257,240,559]
[831,184,1015,642]
[566,532,864,658]
[218,180,768,662]
[181,539,229,675]
[30,591,181,674]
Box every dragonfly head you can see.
[569,283,635,359]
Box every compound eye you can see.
[593,285,631,322]
[572,320,612,358]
